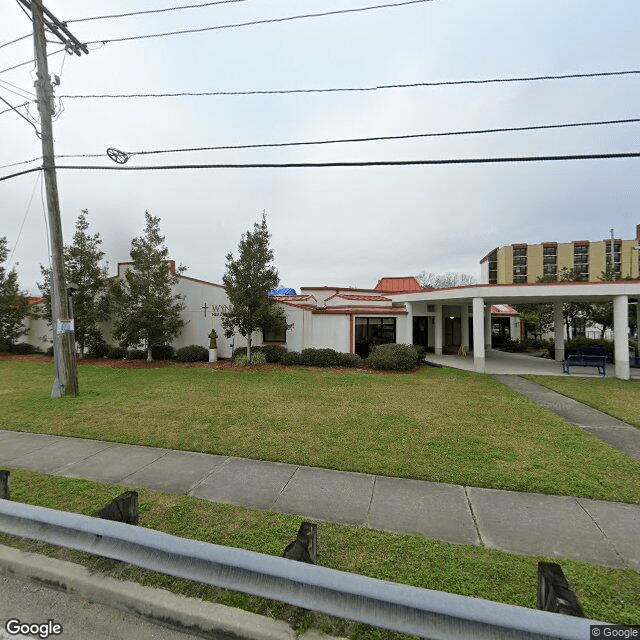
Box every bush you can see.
[566,337,614,361]
[107,345,128,359]
[46,345,54,356]
[333,352,360,368]
[234,350,266,366]
[280,351,302,366]
[86,331,109,358]
[151,344,174,361]
[367,343,420,371]
[0,341,12,353]
[260,344,287,363]
[127,349,147,360]
[11,342,36,355]
[175,345,209,362]
[500,339,526,353]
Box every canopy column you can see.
[461,304,469,348]
[614,295,630,380]
[553,300,565,362]
[434,303,443,355]
[473,297,485,373]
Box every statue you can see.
[208,329,218,350]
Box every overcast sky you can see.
[2,0,640,295]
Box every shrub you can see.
[127,349,147,360]
[500,339,526,353]
[0,341,12,353]
[280,351,302,366]
[46,345,54,356]
[107,345,128,359]
[151,344,174,360]
[234,350,266,366]
[11,342,36,355]
[333,352,360,368]
[566,337,614,361]
[300,348,336,367]
[367,343,420,371]
[86,332,109,358]
[260,344,287,363]
[175,345,209,362]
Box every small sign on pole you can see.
[56,318,74,334]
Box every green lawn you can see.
[1,469,638,633]
[525,375,640,428]
[1,357,640,503]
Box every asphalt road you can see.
[0,574,201,640]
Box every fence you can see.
[0,500,600,640]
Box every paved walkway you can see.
[1,423,639,570]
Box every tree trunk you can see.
[247,335,252,365]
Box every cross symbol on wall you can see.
[202,303,209,317]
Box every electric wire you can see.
[65,0,252,23]
[0,156,40,171]
[0,101,30,117]
[3,151,640,183]
[84,0,437,45]
[0,93,40,135]
[59,69,640,99]
[0,47,66,76]
[0,33,31,50]
[0,78,35,99]
[7,171,41,269]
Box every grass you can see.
[1,469,639,634]
[1,356,640,504]
[525,375,640,428]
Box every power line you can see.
[59,69,640,99]
[0,101,30,117]
[85,0,437,45]
[0,93,40,135]
[65,0,252,23]
[0,79,35,101]
[97,117,640,159]
[0,33,31,49]
[2,151,640,183]
[0,47,66,76]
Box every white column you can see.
[473,297,485,372]
[403,302,414,344]
[484,304,492,350]
[461,304,469,348]
[434,303,443,355]
[614,295,630,380]
[553,300,565,362]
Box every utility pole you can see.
[29,0,85,397]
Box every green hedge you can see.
[280,351,302,366]
[232,344,287,363]
[300,348,359,368]
[175,345,209,362]
[367,343,421,371]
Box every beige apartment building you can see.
[480,224,640,284]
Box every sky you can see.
[1,0,640,295]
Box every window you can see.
[487,249,498,284]
[573,244,589,279]
[512,247,527,283]
[542,245,557,278]
[605,242,622,278]
[354,317,396,358]
[263,325,286,343]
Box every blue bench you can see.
[562,355,607,376]
[631,355,640,369]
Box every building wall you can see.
[557,243,573,273]
[527,244,543,283]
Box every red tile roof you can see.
[374,276,424,293]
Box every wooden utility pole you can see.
[31,0,78,397]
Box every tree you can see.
[417,271,476,289]
[0,237,29,348]
[113,212,185,360]
[221,214,288,363]
[39,210,110,356]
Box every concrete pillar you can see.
[484,304,492,350]
[614,295,630,380]
[473,297,485,373]
[461,304,469,348]
[553,300,565,362]
[403,302,414,344]
[434,303,443,355]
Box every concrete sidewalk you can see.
[0,428,638,570]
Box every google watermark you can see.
[591,626,640,639]
[4,619,62,639]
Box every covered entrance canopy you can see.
[393,280,640,380]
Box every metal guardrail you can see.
[0,500,600,640]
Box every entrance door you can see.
[413,317,428,349]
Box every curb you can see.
[0,544,343,640]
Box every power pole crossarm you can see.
[31,0,80,397]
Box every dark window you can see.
[573,245,589,278]
[354,317,396,358]
[263,325,286,343]
[512,247,527,282]
[487,249,498,284]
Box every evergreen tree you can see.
[113,212,185,360]
[0,237,29,348]
[221,214,288,363]
[39,210,110,356]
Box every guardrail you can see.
[0,500,600,640]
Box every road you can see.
[0,573,202,640]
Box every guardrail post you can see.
[537,562,584,617]
[0,471,9,500]
[93,491,138,525]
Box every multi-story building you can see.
[480,224,640,284]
